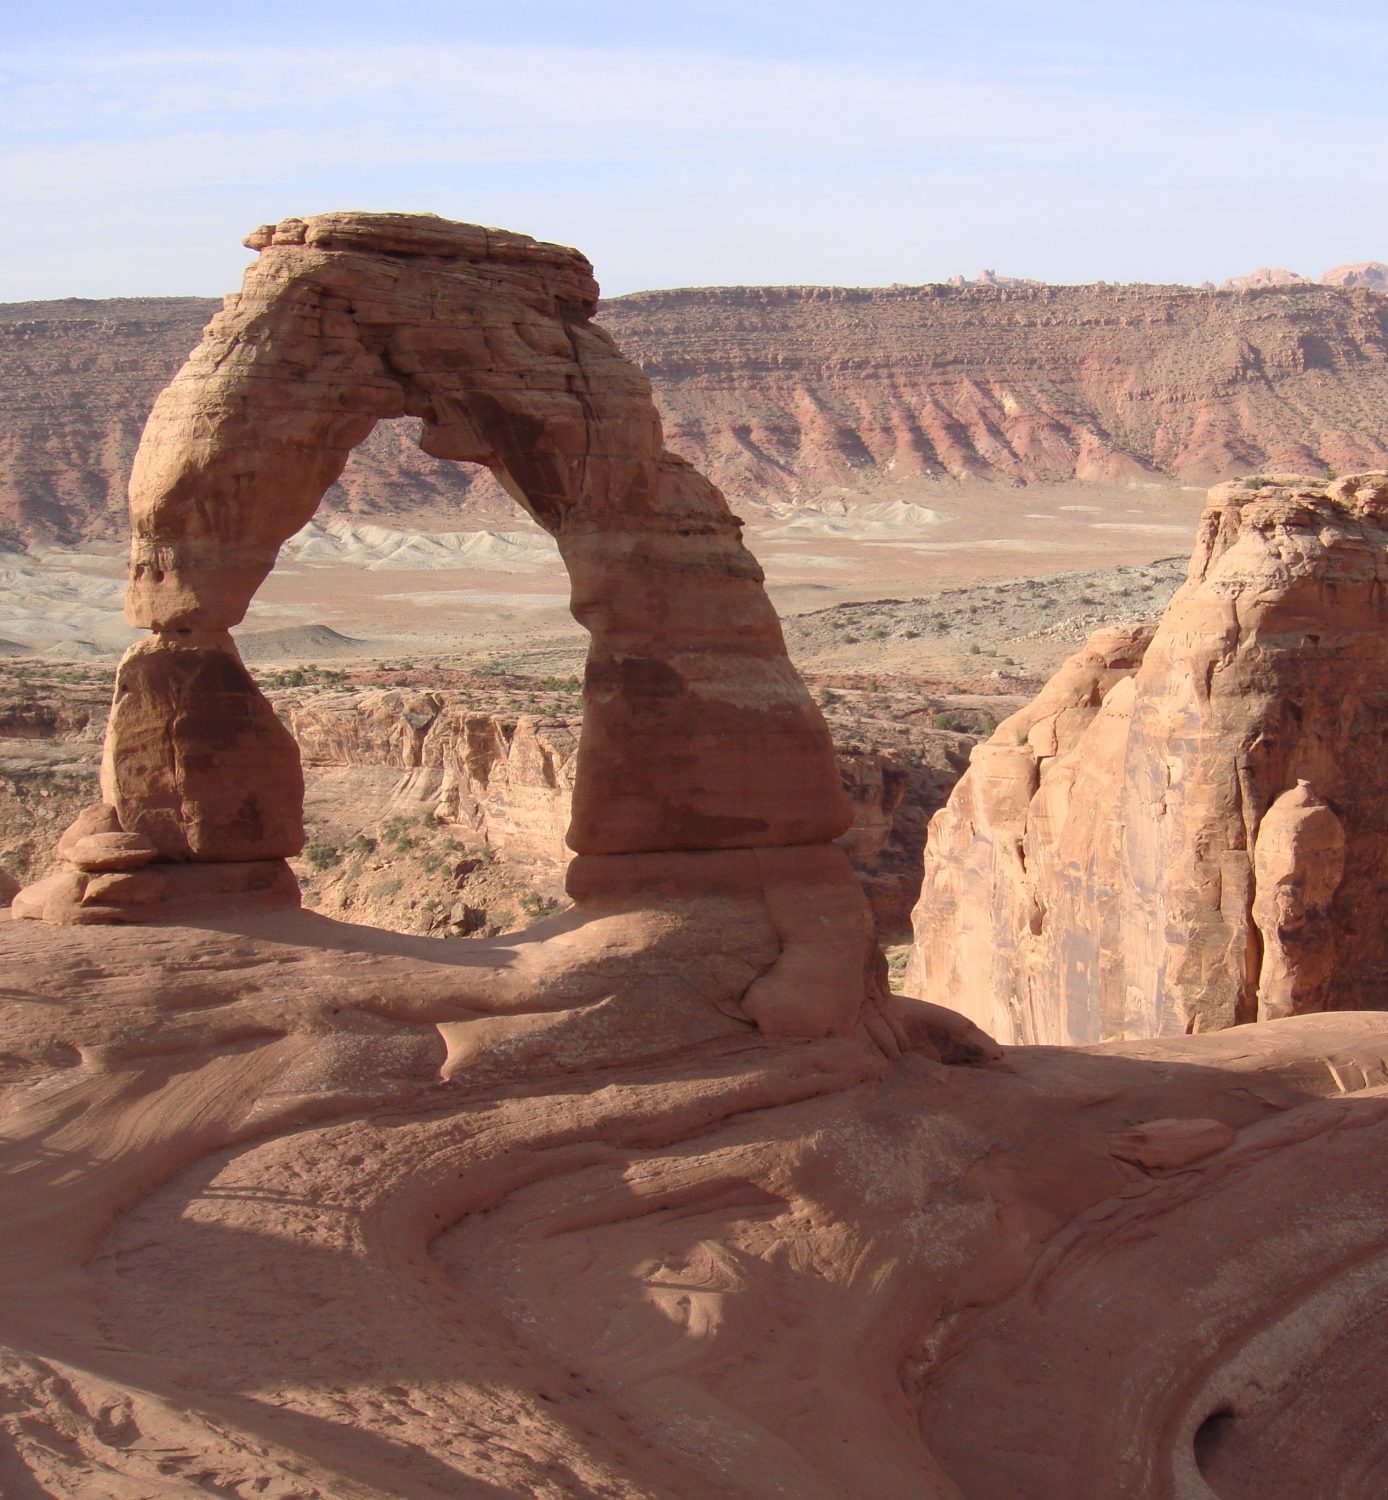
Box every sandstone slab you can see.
[63,831,159,873]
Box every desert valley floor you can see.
[3,478,1207,675]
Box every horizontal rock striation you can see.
[8,280,1388,542]
[909,473,1388,1043]
[594,281,1388,496]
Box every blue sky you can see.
[3,1,1386,298]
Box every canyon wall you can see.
[908,473,1388,1043]
[7,281,1388,543]
[283,688,938,939]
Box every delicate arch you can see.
[123,212,849,857]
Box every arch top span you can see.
[116,211,851,861]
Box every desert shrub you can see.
[302,842,339,871]
[518,890,559,921]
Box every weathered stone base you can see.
[566,842,875,1038]
[11,860,300,925]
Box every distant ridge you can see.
[4,278,1388,545]
[1220,261,1388,292]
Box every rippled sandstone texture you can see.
[909,473,1388,1044]
[4,907,1388,1498]
[7,279,1388,544]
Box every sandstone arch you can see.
[19,212,881,1039]
[122,211,848,859]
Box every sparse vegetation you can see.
[302,841,340,871]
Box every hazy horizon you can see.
[4,0,1386,300]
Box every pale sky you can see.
[3,0,1386,299]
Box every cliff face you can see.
[282,688,939,939]
[285,690,578,873]
[0,297,511,545]
[7,282,1388,542]
[908,473,1388,1043]
[599,282,1388,498]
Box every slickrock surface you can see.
[3,909,1387,1498]
[909,473,1388,1043]
[7,278,1388,543]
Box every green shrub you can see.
[303,842,339,871]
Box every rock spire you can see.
[908,473,1388,1042]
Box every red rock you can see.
[27,214,861,1037]
[55,802,121,858]
[63,831,159,873]
[1252,781,1346,1021]
[99,632,304,862]
[14,279,1388,549]
[2,909,1387,1497]
[1219,266,1310,290]
[1109,1117,1237,1171]
[1321,260,1388,290]
[115,212,847,867]
[911,474,1388,1042]
[80,869,168,906]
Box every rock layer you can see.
[909,474,1388,1043]
[8,279,1388,545]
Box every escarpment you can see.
[8,279,1388,543]
[909,473,1388,1043]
